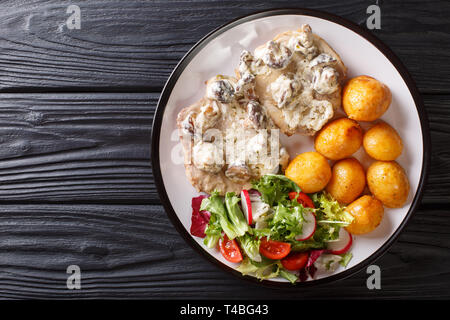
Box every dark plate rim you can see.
[151,8,431,289]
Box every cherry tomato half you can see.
[281,252,309,271]
[259,237,291,260]
[219,234,243,263]
[289,192,315,209]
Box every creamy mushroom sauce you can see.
[178,24,342,193]
[246,24,340,133]
[184,75,289,188]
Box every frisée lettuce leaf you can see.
[312,192,354,225]
[252,174,300,207]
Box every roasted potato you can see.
[326,158,366,204]
[343,75,391,121]
[314,118,363,160]
[345,195,384,235]
[285,151,331,193]
[367,161,410,208]
[363,122,403,161]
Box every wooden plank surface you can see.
[0,0,449,93]
[0,93,155,203]
[0,204,448,299]
[0,0,448,299]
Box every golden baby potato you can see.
[345,195,384,235]
[363,122,403,161]
[343,75,391,121]
[285,151,331,193]
[314,118,363,160]
[367,161,410,208]
[326,158,366,204]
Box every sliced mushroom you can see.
[288,24,317,59]
[181,111,196,136]
[225,162,251,183]
[195,100,221,133]
[261,41,292,69]
[299,24,314,48]
[206,79,235,103]
[238,50,256,82]
[312,67,339,95]
[270,73,302,109]
[235,51,257,99]
[245,100,266,129]
[309,53,337,68]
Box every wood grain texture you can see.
[0,93,445,203]
[0,204,447,299]
[0,0,449,93]
[0,93,155,203]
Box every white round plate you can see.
[151,9,430,287]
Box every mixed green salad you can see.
[190,174,354,283]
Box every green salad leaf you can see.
[252,174,300,207]
[267,203,305,241]
[203,211,222,248]
[279,268,299,284]
[200,191,245,240]
[238,234,261,262]
[236,258,259,275]
[237,258,281,281]
[339,252,353,267]
[290,238,325,252]
[313,192,354,225]
[224,192,249,237]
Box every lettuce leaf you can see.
[267,203,305,241]
[252,174,300,207]
[238,234,262,262]
[279,268,298,284]
[313,192,354,225]
[203,211,222,248]
[201,191,240,240]
[339,252,353,267]
[237,257,299,283]
[236,258,280,281]
[310,192,354,244]
[290,238,325,252]
[224,192,249,237]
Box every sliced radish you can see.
[241,190,253,225]
[326,228,353,254]
[295,210,316,241]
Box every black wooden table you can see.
[0,0,448,299]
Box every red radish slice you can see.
[241,190,253,225]
[295,210,316,241]
[326,228,353,254]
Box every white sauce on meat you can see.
[180,24,342,193]
[192,141,224,173]
[246,24,340,133]
[194,100,221,133]
[287,24,317,59]
[270,73,302,109]
[254,41,292,69]
[206,78,236,103]
[189,76,288,183]
[312,66,339,95]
